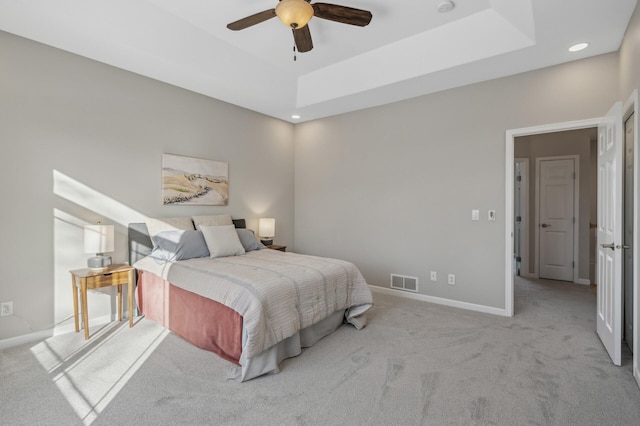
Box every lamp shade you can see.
[275,0,314,29]
[259,218,275,239]
[84,224,114,254]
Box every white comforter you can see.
[134,249,373,358]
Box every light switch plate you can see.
[472,210,480,221]
[488,210,496,221]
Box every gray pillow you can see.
[237,229,266,252]
[150,229,210,262]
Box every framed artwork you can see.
[162,154,229,205]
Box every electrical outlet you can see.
[447,274,455,285]
[430,271,437,281]
[1,301,13,317]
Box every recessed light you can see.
[291,114,301,119]
[437,1,455,13]
[568,42,589,52]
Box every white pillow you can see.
[192,214,233,230]
[146,217,195,248]
[201,225,246,258]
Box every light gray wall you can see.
[620,2,640,101]
[3,1,639,341]
[294,53,620,310]
[515,128,597,283]
[0,32,294,341]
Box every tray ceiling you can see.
[0,0,636,122]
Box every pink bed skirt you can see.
[136,270,243,365]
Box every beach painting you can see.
[162,154,229,205]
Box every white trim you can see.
[0,313,129,350]
[535,155,580,283]
[52,313,119,335]
[623,89,639,388]
[505,118,601,319]
[505,132,515,316]
[514,158,530,277]
[534,158,540,277]
[575,278,591,285]
[370,285,510,317]
[0,329,52,351]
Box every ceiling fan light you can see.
[276,0,314,29]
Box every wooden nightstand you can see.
[70,264,135,340]
[266,245,287,252]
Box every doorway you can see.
[505,90,639,388]
[513,132,594,285]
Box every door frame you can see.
[505,90,638,386]
[623,111,635,354]
[505,118,600,317]
[514,158,530,278]
[622,90,639,387]
[534,155,580,283]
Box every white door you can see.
[597,101,623,366]
[539,158,575,281]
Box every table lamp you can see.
[259,218,275,246]
[84,222,114,269]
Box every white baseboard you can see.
[0,329,53,351]
[635,367,640,390]
[518,273,590,286]
[52,313,118,335]
[0,312,129,351]
[370,286,510,317]
[520,272,538,279]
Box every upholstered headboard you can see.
[128,223,153,266]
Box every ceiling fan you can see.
[227,0,372,54]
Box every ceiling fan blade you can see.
[312,3,372,27]
[293,25,313,53]
[227,9,276,31]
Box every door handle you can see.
[616,245,631,250]
[601,243,615,250]
[541,223,551,228]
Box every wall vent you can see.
[390,274,419,293]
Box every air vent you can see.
[390,274,418,293]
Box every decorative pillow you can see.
[232,218,246,229]
[192,214,233,230]
[150,229,210,262]
[237,229,265,252]
[146,217,195,248]
[201,225,246,258]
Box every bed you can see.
[128,218,373,381]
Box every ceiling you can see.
[0,0,637,123]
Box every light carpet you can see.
[1,276,639,425]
